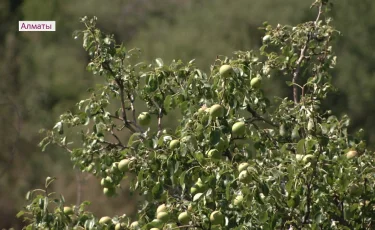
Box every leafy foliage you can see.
[20,1,375,229]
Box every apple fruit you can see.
[103,187,116,197]
[250,77,262,89]
[238,170,251,184]
[165,223,178,229]
[207,149,221,160]
[263,35,271,42]
[115,223,126,230]
[232,122,246,136]
[178,211,191,225]
[238,162,249,172]
[233,195,244,206]
[150,228,160,230]
[209,104,224,118]
[63,206,74,215]
[169,139,180,150]
[156,211,170,223]
[346,150,358,159]
[156,204,167,214]
[99,216,112,224]
[129,221,139,229]
[210,210,224,225]
[150,219,163,228]
[118,159,131,172]
[101,176,113,187]
[219,65,234,78]
[190,178,207,195]
[302,154,315,163]
[137,112,151,126]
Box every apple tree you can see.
[18,0,375,229]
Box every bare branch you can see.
[292,38,309,104]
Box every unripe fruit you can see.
[103,187,116,197]
[232,122,246,136]
[150,219,163,228]
[150,228,160,230]
[101,176,113,187]
[156,211,170,223]
[169,140,180,150]
[302,154,315,163]
[129,221,139,229]
[99,216,112,224]
[210,211,224,225]
[137,112,151,126]
[346,150,358,159]
[118,159,131,172]
[238,162,249,172]
[233,195,244,206]
[190,178,206,195]
[279,124,286,137]
[207,149,221,160]
[250,77,262,89]
[115,223,126,230]
[239,170,251,183]
[63,206,74,215]
[165,223,178,229]
[209,104,224,118]
[156,204,167,214]
[178,212,191,225]
[219,65,234,78]
[307,119,314,131]
[263,35,271,42]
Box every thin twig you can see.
[246,105,277,127]
[292,39,309,104]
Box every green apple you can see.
[295,154,304,161]
[232,122,246,136]
[302,154,315,163]
[346,150,358,159]
[150,228,160,230]
[101,176,113,187]
[138,112,151,126]
[118,159,131,172]
[99,216,112,224]
[156,204,167,214]
[219,65,234,78]
[178,211,191,225]
[210,211,224,225]
[238,170,251,183]
[157,211,170,223]
[165,223,178,229]
[190,178,207,195]
[150,219,163,228]
[115,223,126,230]
[279,124,286,137]
[233,195,244,206]
[209,104,224,118]
[103,187,116,197]
[263,35,271,42]
[129,221,139,229]
[207,149,221,160]
[238,162,249,172]
[169,139,180,150]
[250,77,262,89]
[63,206,74,215]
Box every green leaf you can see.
[155,58,164,67]
[193,193,204,201]
[296,139,306,155]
